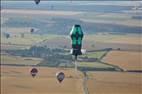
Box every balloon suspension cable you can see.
[74,55,78,71]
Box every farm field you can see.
[103,36,142,45]
[1,27,32,34]
[78,62,114,69]
[1,33,59,46]
[1,9,83,16]
[1,1,142,94]
[2,9,141,27]
[1,55,42,66]
[81,51,107,59]
[35,34,141,51]
[1,44,29,50]
[84,34,142,45]
[78,13,142,27]
[87,72,142,94]
[1,66,84,94]
[103,51,142,71]
[1,34,141,51]
[1,32,60,50]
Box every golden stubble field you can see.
[1,66,84,94]
[87,72,142,94]
[84,34,142,45]
[103,51,142,71]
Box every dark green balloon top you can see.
[70,24,84,45]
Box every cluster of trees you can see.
[38,54,73,67]
[6,46,67,57]
[6,46,73,67]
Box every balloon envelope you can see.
[70,24,84,56]
[56,72,65,83]
[34,0,40,5]
[30,68,38,77]
[30,28,34,33]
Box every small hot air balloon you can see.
[30,28,34,34]
[34,0,40,5]
[56,72,65,83]
[30,68,38,77]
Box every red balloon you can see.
[30,68,38,77]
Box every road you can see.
[74,60,89,94]
[82,71,89,94]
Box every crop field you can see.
[4,33,137,51]
[36,34,141,51]
[1,44,30,50]
[103,51,142,71]
[78,62,113,69]
[103,36,142,45]
[1,27,32,34]
[1,32,60,50]
[1,55,42,66]
[1,3,142,94]
[1,33,58,46]
[1,9,83,17]
[77,11,142,27]
[81,51,107,59]
[1,66,84,94]
[87,72,142,94]
[84,34,142,45]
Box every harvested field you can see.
[1,44,29,50]
[84,34,142,45]
[103,51,142,70]
[1,66,83,94]
[1,9,83,16]
[87,72,142,94]
[105,36,142,45]
[1,27,32,34]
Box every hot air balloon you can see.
[30,68,38,77]
[34,0,40,5]
[70,24,84,60]
[30,28,34,34]
[56,72,65,83]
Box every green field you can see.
[81,51,107,59]
[1,55,42,66]
[78,62,114,68]
[1,33,59,46]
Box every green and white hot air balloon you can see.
[70,24,84,59]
